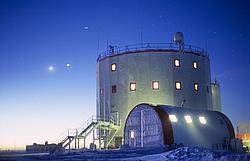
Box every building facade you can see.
[96,34,221,146]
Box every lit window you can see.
[111,63,116,71]
[112,85,116,93]
[130,130,135,139]
[152,81,159,90]
[174,59,180,67]
[194,83,199,91]
[130,83,136,91]
[169,115,177,122]
[193,61,198,69]
[199,116,206,124]
[175,81,181,90]
[184,115,192,123]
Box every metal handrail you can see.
[97,43,208,62]
[56,115,121,144]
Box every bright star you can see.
[48,66,54,71]
[66,63,71,67]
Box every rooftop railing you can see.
[97,43,208,62]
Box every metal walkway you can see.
[57,116,120,150]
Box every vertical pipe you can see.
[140,110,144,147]
[75,129,78,149]
[93,129,95,144]
[78,138,79,149]
[99,126,101,149]
[84,137,86,149]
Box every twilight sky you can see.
[0,0,250,150]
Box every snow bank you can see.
[122,147,249,161]
[0,147,249,161]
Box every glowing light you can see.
[175,81,181,90]
[152,81,159,90]
[84,26,88,30]
[130,130,135,139]
[169,114,177,122]
[66,63,71,67]
[193,61,198,69]
[199,116,206,124]
[48,66,54,71]
[194,83,199,91]
[130,83,136,91]
[111,63,116,71]
[184,115,192,123]
[174,59,180,67]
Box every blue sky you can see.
[0,0,250,150]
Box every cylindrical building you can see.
[96,34,219,146]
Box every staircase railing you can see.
[56,115,121,148]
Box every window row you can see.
[110,81,200,93]
[169,114,207,124]
[174,59,198,69]
[175,82,199,91]
[110,60,198,72]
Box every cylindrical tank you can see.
[211,81,222,111]
[96,41,212,145]
[124,104,235,148]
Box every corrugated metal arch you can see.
[124,103,174,146]
[154,105,174,145]
[212,111,235,139]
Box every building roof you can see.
[97,43,209,62]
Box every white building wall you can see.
[97,50,213,141]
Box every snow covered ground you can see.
[0,147,249,161]
[122,147,250,161]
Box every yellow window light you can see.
[194,83,199,91]
[193,61,198,69]
[174,59,180,67]
[130,130,135,139]
[175,81,181,90]
[152,81,159,90]
[184,115,192,123]
[199,116,206,124]
[130,83,136,91]
[111,63,116,71]
[169,114,178,122]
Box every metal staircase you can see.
[57,116,120,150]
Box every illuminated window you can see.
[199,116,206,124]
[175,81,181,90]
[130,130,135,139]
[130,83,136,91]
[112,85,116,93]
[111,63,116,71]
[174,59,180,67]
[169,114,177,122]
[194,83,199,91]
[184,115,192,123]
[193,61,198,69]
[152,81,159,90]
